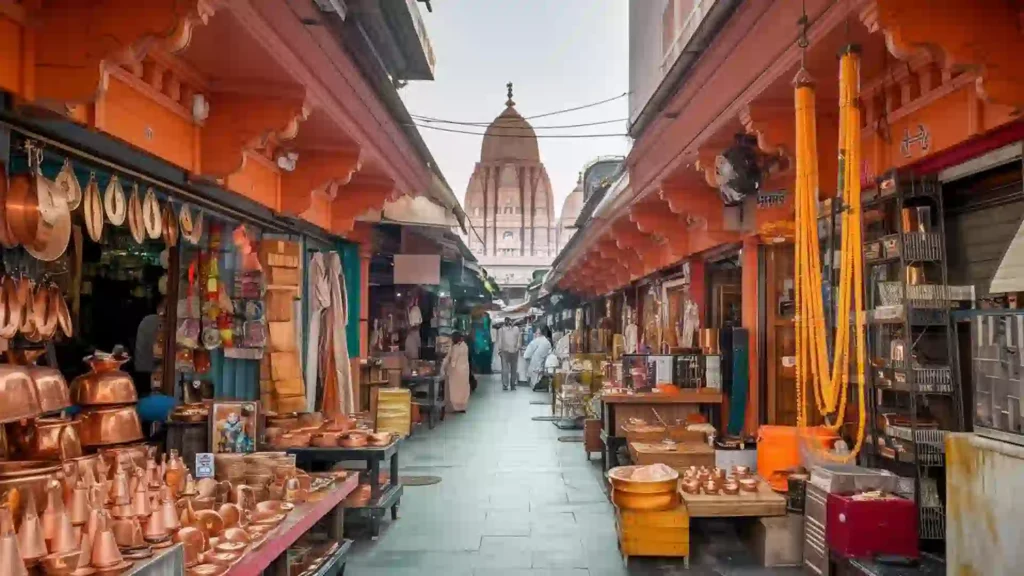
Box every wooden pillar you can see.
[741,235,760,435]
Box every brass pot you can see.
[0,363,42,423]
[75,407,142,448]
[14,417,82,461]
[610,488,680,511]
[606,466,679,494]
[69,354,137,406]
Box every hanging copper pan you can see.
[16,277,35,336]
[0,276,23,339]
[53,158,82,211]
[178,203,194,239]
[83,173,104,243]
[55,287,72,339]
[0,163,17,248]
[6,173,41,247]
[32,284,59,341]
[25,184,71,262]
[127,185,145,244]
[186,209,203,244]
[104,175,127,226]
[143,188,162,239]
[163,201,178,247]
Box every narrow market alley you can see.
[347,375,804,576]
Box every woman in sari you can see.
[441,331,471,413]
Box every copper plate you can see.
[179,204,194,239]
[142,188,161,239]
[83,174,104,243]
[127,185,144,244]
[53,159,82,211]
[186,209,203,244]
[0,276,22,339]
[25,192,71,262]
[56,290,72,338]
[162,201,178,247]
[103,176,126,226]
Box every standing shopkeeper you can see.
[496,318,521,391]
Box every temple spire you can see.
[506,82,515,107]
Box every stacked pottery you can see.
[70,349,143,453]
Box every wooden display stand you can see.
[679,479,787,517]
[615,504,690,568]
[628,441,715,471]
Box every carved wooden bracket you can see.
[694,147,725,188]
[331,176,398,235]
[31,0,215,107]
[739,102,795,158]
[202,93,312,180]
[659,185,723,225]
[864,0,1024,110]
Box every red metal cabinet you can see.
[826,493,918,560]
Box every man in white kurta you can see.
[441,332,470,412]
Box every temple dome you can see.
[480,104,539,163]
[559,176,585,225]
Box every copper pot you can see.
[69,355,137,407]
[219,527,249,546]
[173,527,204,568]
[606,466,679,494]
[74,407,142,448]
[367,432,392,447]
[14,417,83,461]
[0,462,62,518]
[30,366,72,414]
[322,416,353,433]
[0,364,42,423]
[610,489,680,511]
[310,432,339,448]
[338,431,367,449]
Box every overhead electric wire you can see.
[408,91,629,125]
[408,123,629,138]
[410,116,628,129]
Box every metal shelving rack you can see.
[860,170,965,542]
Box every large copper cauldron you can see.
[0,364,42,423]
[75,406,143,448]
[11,417,82,460]
[69,353,137,406]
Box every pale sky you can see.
[400,0,631,219]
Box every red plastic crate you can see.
[826,493,919,560]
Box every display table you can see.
[289,439,404,538]
[227,474,358,576]
[628,441,715,471]
[679,479,786,518]
[600,390,723,470]
[126,543,183,576]
[401,374,441,429]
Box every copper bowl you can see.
[29,366,72,414]
[254,501,294,515]
[310,432,339,448]
[610,488,680,511]
[273,433,310,449]
[219,527,250,546]
[214,541,247,555]
[321,417,353,433]
[606,466,679,494]
[296,412,323,429]
[187,564,226,576]
[702,481,720,495]
[75,407,142,447]
[722,482,740,496]
[0,364,42,423]
[249,511,285,526]
[739,478,758,493]
[366,432,393,447]
[681,479,700,494]
[69,355,137,406]
[338,431,367,448]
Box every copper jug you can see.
[164,450,186,498]
[69,352,137,407]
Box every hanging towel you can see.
[327,252,354,414]
[305,252,330,412]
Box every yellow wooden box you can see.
[615,504,690,559]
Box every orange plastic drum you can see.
[757,425,838,491]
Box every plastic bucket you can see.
[757,425,838,491]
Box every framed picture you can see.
[210,401,258,454]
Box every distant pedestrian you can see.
[441,331,471,412]
[523,325,553,390]
[496,317,521,390]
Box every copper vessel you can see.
[196,479,218,499]
[0,506,27,576]
[610,488,680,511]
[214,541,246,555]
[69,355,137,407]
[74,408,142,448]
[310,432,339,448]
[0,364,42,423]
[89,514,124,569]
[68,483,90,527]
[41,479,64,545]
[130,480,149,518]
[606,466,679,494]
[216,504,240,529]
[181,475,198,497]
[40,549,81,576]
[5,172,42,249]
[187,564,226,576]
[367,432,393,446]
[193,510,224,540]
[49,506,78,555]
[163,450,186,498]
[202,552,237,567]
[97,444,148,473]
[322,415,354,433]
[6,350,71,415]
[173,527,204,568]
[16,418,82,461]
[338,431,367,448]
[71,530,93,576]
[141,506,167,543]
[17,493,47,565]
[159,494,180,532]
[219,527,249,546]
[254,501,293,515]
[0,462,62,520]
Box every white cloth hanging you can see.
[326,252,354,415]
[408,304,422,327]
[305,252,330,412]
[624,323,639,354]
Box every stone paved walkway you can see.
[346,374,803,576]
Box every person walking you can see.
[523,325,553,391]
[441,332,471,412]
[496,317,522,391]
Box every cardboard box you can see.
[267,266,300,286]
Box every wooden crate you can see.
[623,424,706,444]
[629,441,715,471]
[616,505,689,565]
[584,418,603,455]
